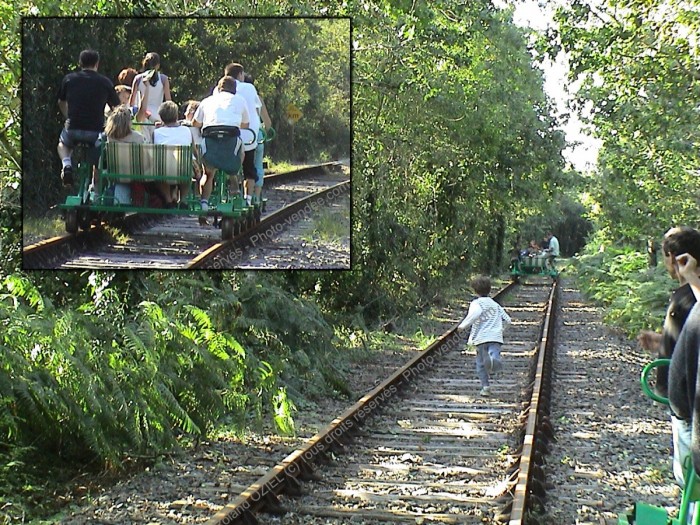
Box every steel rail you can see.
[22,162,345,270]
[21,213,161,270]
[186,179,350,269]
[262,161,343,184]
[509,279,558,524]
[204,281,519,525]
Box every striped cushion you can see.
[104,143,193,182]
[144,144,193,181]
[521,256,547,268]
[105,142,151,183]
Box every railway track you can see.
[22,163,349,270]
[54,277,678,525]
[205,278,558,525]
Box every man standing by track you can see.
[544,231,560,267]
[639,227,700,500]
[57,49,120,186]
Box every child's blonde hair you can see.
[105,106,134,140]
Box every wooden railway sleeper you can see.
[282,472,304,497]
[258,492,287,515]
[295,461,323,482]
[507,468,520,485]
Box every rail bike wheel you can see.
[221,217,234,240]
[65,209,78,234]
[78,209,93,231]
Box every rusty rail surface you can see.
[509,279,558,524]
[187,179,350,269]
[22,162,346,270]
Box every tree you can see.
[550,0,700,243]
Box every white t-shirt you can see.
[188,125,202,145]
[153,125,193,146]
[548,236,560,257]
[194,91,250,132]
[458,296,511,345]
[234,80,262,151]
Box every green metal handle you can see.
[640,358,671,405]
[261,127,276,143]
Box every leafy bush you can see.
[574,245,675,336]
[1,275,255,464]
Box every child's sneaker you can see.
[479,386,491,397]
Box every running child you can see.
[457,276,511,397]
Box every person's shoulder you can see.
[481,296,499,307]
[176,125,192,140]
[133,130,147,143]
[237,82,257,94]
[98,73,114,86]
[674,283,697,303]
[198,94,214,105]
[233,93,248,104]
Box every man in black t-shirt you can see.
[57,49,120,186]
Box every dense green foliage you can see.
[341,0,570,316]
[23,17,349,216]
[549,0,700,242]
[545,0,698,333]
[0,271,336,458]
[574,235,676,336]
[0,270,345,521]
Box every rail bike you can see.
[617,358,699,525]
[59,124,275,241]
[509,250,559,281]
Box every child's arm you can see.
[458,301,482,332]
[501,306,512,326]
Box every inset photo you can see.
[22,17,350,270]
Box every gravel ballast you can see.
[56,277,682,524]
[543,280,679,524]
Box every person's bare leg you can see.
[198,165,215,225]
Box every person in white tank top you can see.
[129,52,172,123]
